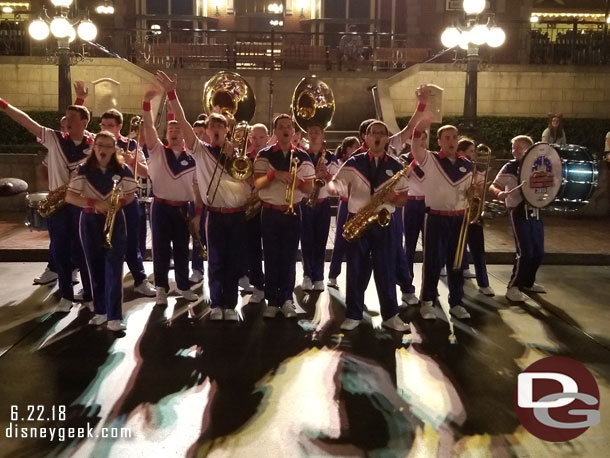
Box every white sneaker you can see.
[382,314,410,332]
[450,305,471,319]
[301,276,313,290]
[238,276,253,292]
[224,309,239,321]
[73,288,84,301]
[401,292,419,305]
[523,283,546,293]
[250,287,265,303]
[81,301,93,312]
[178,289,199,302]
[263,306,279,318]
[107,320,126,331]
[209,307,223,321]
[280,300,297,318]
[134,280,156,297]
[156,286,168,305]
[420,301,436,320]
[327,278,338,288]
[505,286,526,302]
[478,286,495,296]
[340,318,361,330]
[34,267,57,285]
[189,270,204,283]
[71,269,79,284]
[89,314,107,325]
[56,298,75,312]
[463,268,476,279]
[313,280,325,291]
[440,267,447,277]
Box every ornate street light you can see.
[441,0,505,133]
[27,0,98,112]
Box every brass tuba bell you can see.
[290,76,335,133]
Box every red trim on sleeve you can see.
[142,101,152,111]
[266,170,276,181]
[167,90,177,101]
[0,98,8,110]
[74,97,85,106]
[416,103,426,112]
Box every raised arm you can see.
[155,70,197,149]
[142,86,162,149]
[411,113,434,165]
[73,81,88,105]
[390,84,431,147]
[0,98,43,139]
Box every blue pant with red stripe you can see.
[205,210,247,309]
[48,204,91,301]
[300,198,331,283]
[150,201,190,291]
[461,223,490,288]
[403,198,426,294]
[261,207,300,307]
[328,199,348,280]
[123,197,147,286]
[79,211,126,320]
[508,205,544,288]
[422,213,465,307]
[189,204,208,274]
[345,214,398,321]
[245,212,264,290]
[392,211,412,293]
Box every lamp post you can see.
[27,0,98,112]
[441,0,505,134]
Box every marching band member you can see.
[330,121,410,332]
[189,119,209,283]
[33,115,69,286]
[240,123,269,302]
[300,123,339,291]
[65,131,137,331]
[489,135,546,302]
[412,117,473,320]
[327,136,360,288]
[254,114,314,318]
[457,138,494,296]
[99,109,156,297]
[142,86,199,305]
[157,71,250,321]
[1,97,92,312]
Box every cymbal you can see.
[0,178,28,197]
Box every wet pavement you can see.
[0,261,608,457]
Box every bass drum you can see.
[25,192,49,231]
[553,144,598,211]
[519,143,598,211]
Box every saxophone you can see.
[342,164,410,242]
[103,176,122,249]
[244,189,262,220]
[306,150,327,207]
[38,184,68,218]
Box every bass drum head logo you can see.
[514,356,600,442]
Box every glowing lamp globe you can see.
[29,20,50,41]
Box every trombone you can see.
[202,71,256,204]
[285,148,299,215]
[452,144,492,270]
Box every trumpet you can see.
[452,144,492,270]
[285,149,299,216]
[103,176,122,249]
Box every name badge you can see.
[459,166,467,173]
[181,160,189,166]
[386,169,394,177]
